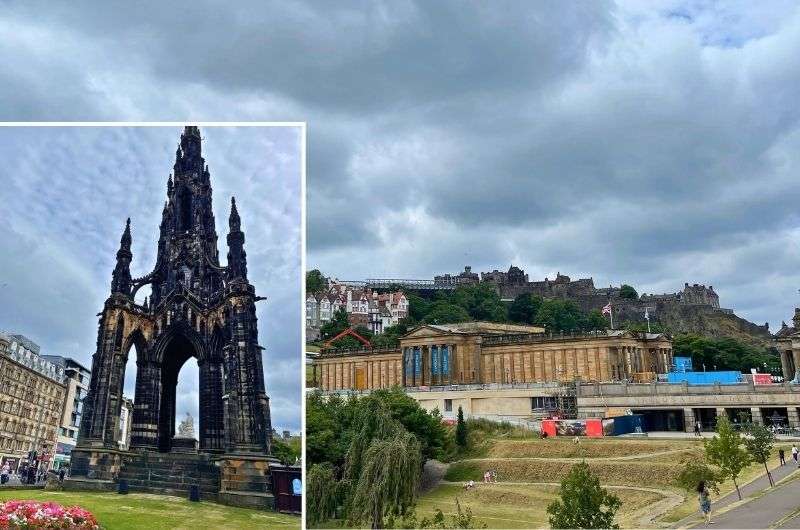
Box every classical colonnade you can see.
[401,344,456,386]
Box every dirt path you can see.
[420,460,449,493]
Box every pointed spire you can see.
[229,196,241,231]
[143,296,149,310]
[111,218,133,296]
[226,196,247,282]
[120,218,131,250]
[167,174,173,195]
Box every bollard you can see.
[117,479,128,494]
[189,484,200,502]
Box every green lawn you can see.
[0,490,299,529]
[416,483,663,529]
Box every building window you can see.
[531,396,559,411]
[444,399,453,412]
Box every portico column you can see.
[781,350,792,381]
[624,347,632,377]
[401,348,407,387]
[793,349,800,383]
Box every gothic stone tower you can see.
[71,127,274,490]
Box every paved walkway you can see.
[675,463,800,528]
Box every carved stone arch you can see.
[152,322,208,366]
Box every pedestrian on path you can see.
[0,463,9,485]
[779,448,786,466]
[697,481,713,525]
[792,445,798,467]
[695,421,702,437]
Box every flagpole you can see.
[610,307,614,330]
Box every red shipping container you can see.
[586,419,604,437]
[541,420,557,437]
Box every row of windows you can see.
[0,417,56,440]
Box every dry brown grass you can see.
[486,438,702,459]
[450,458,685,487]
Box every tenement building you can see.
[0,333,66,472]
[41,355,91,471]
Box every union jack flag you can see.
[601,302,612,315]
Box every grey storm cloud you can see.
[0,126,302,433]
[3,0,800,361]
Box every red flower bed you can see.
[0,500,100,529]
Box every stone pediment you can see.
[402,325,454,339]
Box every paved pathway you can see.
[675,462,800,528]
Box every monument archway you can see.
[69,127,277,506]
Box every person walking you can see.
[792,445,799,467]
[0,462,9,485]
[695,421,702,437]
[697,481,713,525]
[58,467,66,484]
[779,448,786,466]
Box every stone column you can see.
[750,407,764,426]
[624,347,632,377]
[793,350,800,383]
[788,408,800,429]
[683,407,696,433]
[781,351,792,382]
[715,407,727,426]
[401,349,407,387]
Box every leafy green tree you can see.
[306,269,327,295]
[547,461,622,529]
[743,423,776,487]
[373,388,448,462]
[348,430,422,529]
[508,294,543,324]
[271,436,300,465]
[619,284,638,300]
[450,284,506,322]
[704,416,751,500]
[455,406,468,449]
[535,299,586,333]
[307,463,339,526]
[676,461,720,495]
[423,302,471,325]
[673,334,781,374]
[320,307,350,340]
[407,292,432,323]
[585,310,607,331]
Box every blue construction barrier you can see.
[665,371,742,384]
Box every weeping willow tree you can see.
[347,430,422,529]
[307,463,339,526]
[344,399,401,485]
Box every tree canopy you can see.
[619,284,638,300]
[673,334,781,374]
[547,461,622,529]
[704,416,750,500]
[306,389,450,528]
[306,269,327,295]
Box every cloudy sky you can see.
[3,1,800,335]
[0,126,302,433]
